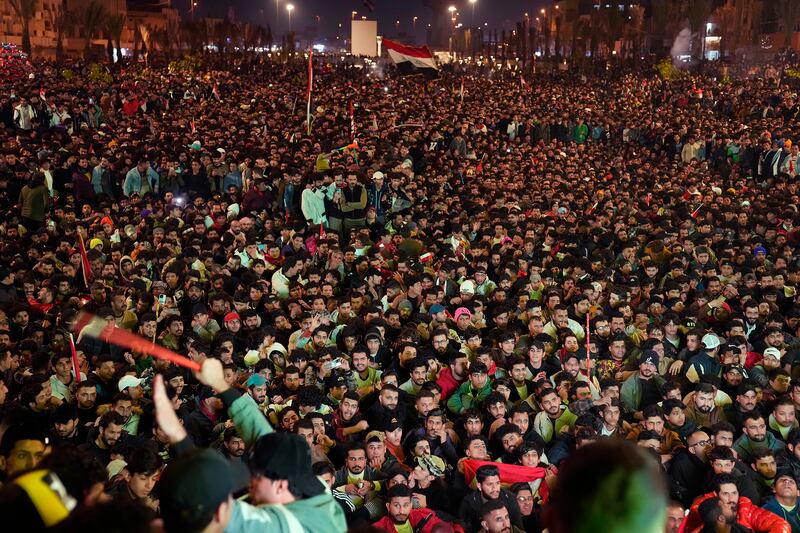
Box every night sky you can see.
[179,0,549,42]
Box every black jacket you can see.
[458,489,522,533]
[669,447,710,507]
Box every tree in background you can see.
[8,0,37,57]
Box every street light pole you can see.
[286,3,294,32]
[469,0,476,25]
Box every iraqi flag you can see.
[383,38,438,78]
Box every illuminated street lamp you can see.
[351,11,357,20]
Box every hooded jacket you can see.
[219,390,347,533]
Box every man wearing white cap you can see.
[686,333,722,384]
[118,375,145,435]
[367,170,390,224]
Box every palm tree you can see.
[106,13,125,63]
[8,0,37,57]
[686,0,712,60]
[80,0,107,60]
[48,0,71,65]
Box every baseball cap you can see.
[365,430,385,443]
[639,350,660,368]
[192,303,208,316]
[460,280,476,295]
[701,333,721,350]
[159,448,249,530]
[249,433,326,497]
[246,374,267,388]
[763,347,782,360]
[429,303,446,315]
[372,171,385,180]
[118,375,143,392]
[224,312,240,323]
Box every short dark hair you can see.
[127,447,164,476]
[480,498,507,519]
[475,464,500,483]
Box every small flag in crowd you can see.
[212,84,220,101]
[77,234,92,287]
[460,79,464,104]
[520,75,530,91]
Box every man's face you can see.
[737,389,757,411]
[481,506,512,533]
[340,398,359,420]
[250,384,268,403]
[743,417,767,442]
[754,455,777,480]
[54,417,77,437]
[666,505,685,533]
[380,389,398,410]
[76,386,97,408]
[346,450,367,474]
[694,392,715,413]
[4,439,45,476]
[644,416,664,435]
[479,474,502,500]
[225,436,246,457]
[516,489,535,516]
[717,482,739,516]
[101,423,123,447]
[774,404,796,428]
[387,495,412,524]
[540,393,561,416]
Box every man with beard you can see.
[734,412,786,463]
[372,484,451,532]
[364,383,405,430]
[621,350,665,419]
[459,464,522,533]
[50,403,81,446]
[685,383,725,429]
[685,474,790,533]
[532,387,577,445]
[246,374,269,409]
[725,384,762,436]
[333,444,386,513]
[697,496,751,533]
[219,427,246,465]
[78,411,125,466]
[480,500,524,533]
[669,430,712,507]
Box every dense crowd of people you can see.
[1,51,800,532]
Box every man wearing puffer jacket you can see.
[680,474,790,533]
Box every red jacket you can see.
[436,368,463,400]
[680,492,790,533]
[373,508,463,533]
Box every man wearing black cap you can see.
[153,361,347,532]
[620,350,665,419]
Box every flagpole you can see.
[69,333,82,384]
[306,50,313,135]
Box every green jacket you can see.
[620,374,665,413]
[446,380,492,414]
[222,391,347,533]
[533,407,577,443]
